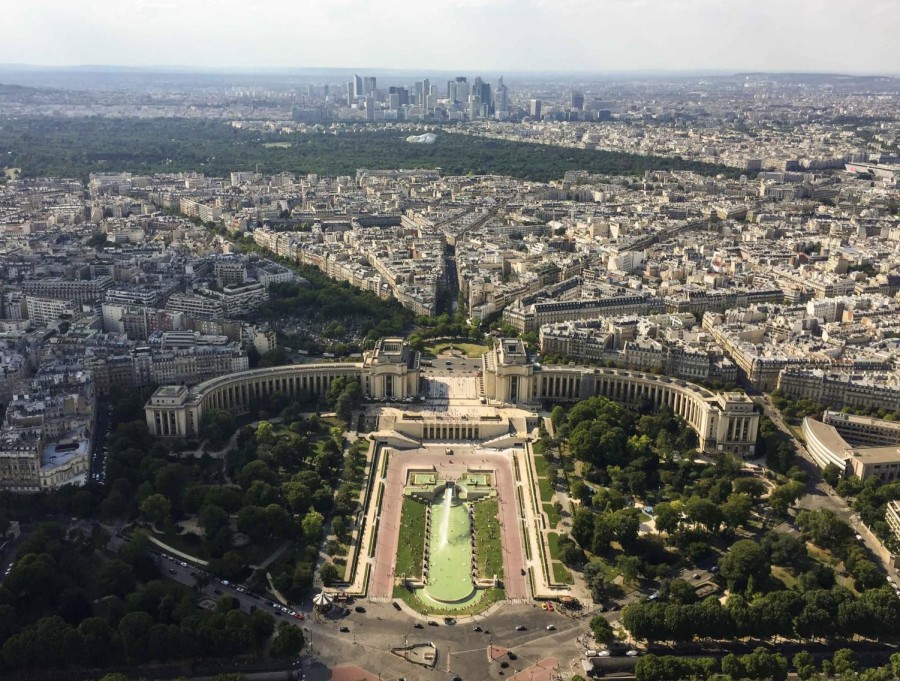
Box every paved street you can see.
[297,599,584,681]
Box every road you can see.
[106,530,309,627]
[90,398,113,484]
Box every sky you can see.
[2,0,899,75]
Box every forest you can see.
[0,117,742,182]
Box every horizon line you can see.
[1,62,899,79]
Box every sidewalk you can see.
[146,533,209,566]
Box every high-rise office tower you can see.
[571,90,585,111]
[363,76,377,96]
[530,99,542,118]
[454,77,469,104]
[388,86,409,107]
[365,95,375,121]
[447,80,457,103]
[495,76,508,114]
[347,82,354,106]
[422,78,430,106]
[353,74,363,99]
[479,82,493,113]
[468,95,481,119]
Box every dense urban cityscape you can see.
[1,59,900,681]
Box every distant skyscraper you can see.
[454,77,469,104]
[353,74,363,99]
[388,86,409,108]
[347,82,354,106]
[479,82,492,113]
[571,90,584,111]
[365,95,375,121]
[363,76,377,96]
[530,99,542,119]
[495,76,508,114]
[423,78,430,106]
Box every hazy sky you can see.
[2,0,898,74]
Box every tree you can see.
[139,493,171,526]
[199,504,231,538]
[616,554,641,585]
[741,647,787,681]
[237,505,270,540]
[550,405,566,430]
[118,611,154,662]
[256,421,275,447]
[97,560,137,599]
[622,602,667,643]
[769,480,805,515]
[793,651,817,680]
[822,462,843,488]
[685,497,722,534]
[320,563,340,585]
[271,622,304,658]
[721,653,745,680]
[301,508,324,543]
[205,408,236,449]
[832,649,857,676]
[590,616,615,645]
[653,502,681,535]
[733,477,767,499]
[721,493,753,530]
[239,460,278,488]
[761,531,807,567]
[719,539,770,593]
[796,509,854,553]
[667,579,697,605]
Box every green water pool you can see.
[422,493,476,604]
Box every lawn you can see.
[544,504,562,529]
[547,532,562,561]
[552,562,573,584]
[424,342,489,358]
[787,423,806,442]
[395,497,426,579]
[771,565,799,590]
[393,585,505,616]
[533,453,550,477]
[538,477,555,503]
[474,499,504,579]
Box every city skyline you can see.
[2,0,899,75]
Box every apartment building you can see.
[22,276,113,305]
